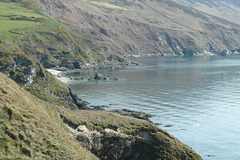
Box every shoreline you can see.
[47,53,240,83]
[124,50,240,58]
[47,69,70,83]
[47,68,154,122]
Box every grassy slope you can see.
[0,1,121,69]
[0,3,42,33]
[0,72,98,159]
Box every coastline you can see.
[47,67,154,122]
[47,69,71,83]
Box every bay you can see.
[63,56,240,160]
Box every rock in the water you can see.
[94,73,108,80]
[94,72,120,81]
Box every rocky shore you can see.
[50,60,140,72]
[124,49,240,58]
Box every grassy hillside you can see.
[0,1,124,70]
[0,72,98,159]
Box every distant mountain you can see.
[33,0,240,56]
[172,0,240,25]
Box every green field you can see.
[0,2,46,35]
[0,1,111,66]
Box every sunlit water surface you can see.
[64,56,240,159]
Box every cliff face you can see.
[35,0,240,55]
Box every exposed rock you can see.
[94,72,108,80]
[0,49,36,85]
[69,88,90,110]
[94,72,120,81]
[60,110,202,160]
[0,47,90,110]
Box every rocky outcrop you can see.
[94,72,119,81]
[69,88,90,110]
[0,47,89,110]
[94,73,109,80]
[60,110,202,160]
[0,48,36,85]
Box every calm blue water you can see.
[64,56,240,160]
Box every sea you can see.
[62,56,240,160]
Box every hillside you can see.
[172,0,240,25]
[34,0,240,56]
[0,1,127,70]
[1,0,240,63]
[0,72,98,159]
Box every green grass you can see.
[0,16,36,33]
[0,72,98,159]
[36,20,61,32]
[59,109,156,135]
[0,2,47,35]
[0,2,44,17]
[0,1,118,67]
